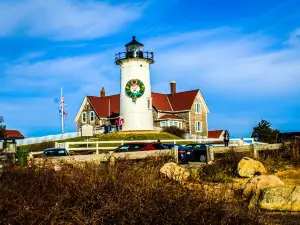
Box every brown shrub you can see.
[0,158,299,224]
[162,126,185,138]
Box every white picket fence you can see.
[16,132,81,146]
[55,138,256,153]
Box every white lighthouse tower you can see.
[115,36,154,131]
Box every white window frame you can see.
[195,121,202,132]
[174,121,178,127]
[147,98,152,110]
[82,112,87,123]
[160,121,166,127]
[90,111,95,122]
[195,103,202,114]
[169,121,174,126]
[179,122,182,129]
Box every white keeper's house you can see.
[74,36,210,136]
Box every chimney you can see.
[170,80,176,95]
[100,87,105,97]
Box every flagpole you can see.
[61,87,64,134]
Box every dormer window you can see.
[195,103,202,114]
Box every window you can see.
[195,103,201,114]
[129,144,147,151]
[169,121,174,126]
[147,98,151,110]
[161,121,166,127]
[90,111,95,122]
[152,143,166,149]
[195,121,202,132]
[174,121,178,127]
[82,112,87,123]
[116,144,130,152]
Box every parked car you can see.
[184,144,213,162]
[163,144,191,164]
[114,142,166,152]
[43,148,69,157]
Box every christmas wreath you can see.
[125,79,145,102]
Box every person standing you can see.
[115,119,119,132]
[224,130,230,147]
[238,138,244,146]
[119,117,123,131]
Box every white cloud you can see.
[0,0,142,40]
[148,28,300,97]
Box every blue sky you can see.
[0,0,299,138]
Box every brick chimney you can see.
[100,87,105,97]
[170,80,176,95]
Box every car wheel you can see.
[199,155,206,162]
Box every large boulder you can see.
[160,162,190,183]
[243,175,284,208]
[259,185,300,211]
[237,157,266,178]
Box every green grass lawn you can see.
[58,131,182,143]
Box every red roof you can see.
[3,130,25,140]
[87,95,120,118]
[158,115,183,120]
[151,92,172,111]
[167,90,199,111]
[208,130,224,139]
[86,89,200,118]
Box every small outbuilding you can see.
[1,130,24,153]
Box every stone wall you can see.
[189,93,208,136]
[75,101,102,131]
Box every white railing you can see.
[54,137,256,153]
[16,132,80,146]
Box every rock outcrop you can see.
[243,175,284,208]
[259,185,300,211]
[237,157,266,178]
[160,162,190,183]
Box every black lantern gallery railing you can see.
[115,51,154,64]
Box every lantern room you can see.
[115,36,154,65]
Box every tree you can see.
[251,119,280,143]
[0,116,6,140]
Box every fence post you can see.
[55,142,58,148]
[121,140,124,145]
[86,139,88,148]
[172,146,178,164]
[65,143,69,152]
[206,146,214,164]
[174,139,176,144]
[108,151,115,166]
[250,144,258,158]
[96,142,99,155]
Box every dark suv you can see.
[163,144,190,164]
[43,148,69,157]
[115,142,166,152]
[185,144,212,162]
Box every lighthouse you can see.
[115,36,154,131]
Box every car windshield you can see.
[116,144,130,152]
[44,149,68,157]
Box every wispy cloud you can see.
[0,0,142,40]
[149,28,300,97]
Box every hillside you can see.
[58,131,182,143]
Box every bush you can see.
[17,141,55,152]
[162,126,185,138]
[0,159,266,224]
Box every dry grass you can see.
[1,156,300,224]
